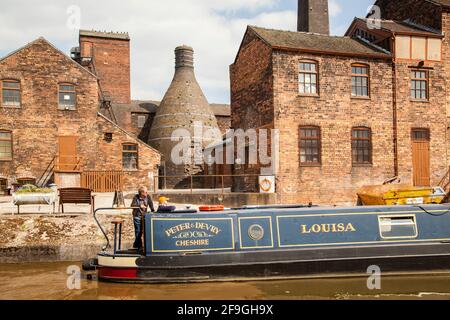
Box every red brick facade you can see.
[78,31,131,104]
[231,0,450,206]
[0,38,160,191]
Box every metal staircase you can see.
[438,167,450,203]
[36,157,56,187]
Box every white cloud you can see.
[329,0,343,17]
[0,0,296,103]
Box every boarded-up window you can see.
[396,36,442,61]
[411,37,426,60]
[427,38,442,61]
[395,36,411,59]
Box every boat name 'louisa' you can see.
[301,223,356,234]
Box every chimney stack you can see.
[175,45,194,69]
[297,0,330,35]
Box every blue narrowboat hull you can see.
[94,205,450,283]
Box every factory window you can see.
[0,130,12,161]
[411,70,428,101]
[1,80,21,108]
[352,127,372,165]
[58,84,76,110]
[122,143,138,170]
[299,126,321,166]
[0,179,7,194]
[351,64,369,97]
[137,115,147,129]
[299,61,318,95]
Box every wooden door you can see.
[412,129,430,187]
[58,136,78,171]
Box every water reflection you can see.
[1,262,450,300]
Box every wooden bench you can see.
[59,188,96,214]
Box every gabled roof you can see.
[0,37,98,79]
[97,112,161,155]
[427,0,450,7]
[347,18,443,38]
[247,26,391,59]
[111,100,231,117]
[373,0,450,8]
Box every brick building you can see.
[230,0,450,205]
[0,37,161,193]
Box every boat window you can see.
[379,216,418,239]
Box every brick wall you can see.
[0,38,160,191]
[394,59,448,187]
[79,35,131,104]
[230,29,274,131]
[273,51,396,206]
[96,116,160,190]
[230,29,275,192]
[440,9,450,169]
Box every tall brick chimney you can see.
[75,30,131,105]
[298,0,330,35]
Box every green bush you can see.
[15,184,53,194]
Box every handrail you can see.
[93,207,140,251]
[439,166,450,189]
[37,156,56,187]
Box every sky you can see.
[0,0,374,104]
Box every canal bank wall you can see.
[0,209,135,264]
[0,193,150,263]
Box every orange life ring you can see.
[259,178,273,193]
[199,205,225,212]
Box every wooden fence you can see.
[81,171,124,192]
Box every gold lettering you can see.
[300,222,357,234]
[301,225,310,234]
[346,223,356,232]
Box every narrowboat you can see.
[86,204,450,284]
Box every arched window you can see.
[352,127,372,165]
[122,143,139,170]
[299,126,321,166]
[0,130,12,161]
[351,64,370,97]
[299,61,318,95]
[1,80,21,107]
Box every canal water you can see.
[1,262,450,300]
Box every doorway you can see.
[411,129,430,187]
[58,136,78,171]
